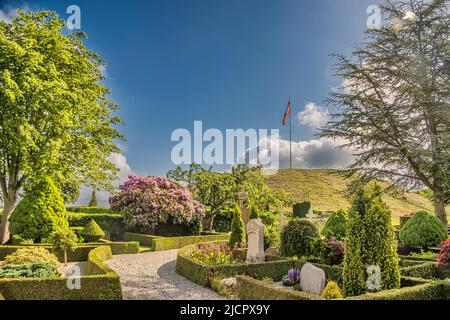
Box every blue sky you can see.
[1,0,383,202]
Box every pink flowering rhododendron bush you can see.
[110,175,205,236]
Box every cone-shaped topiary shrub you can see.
[321,281,343,299]
[343,183,400,297]
[80,219,105,242]
[88,190,97,207]
[9,177,68,242]
[321,209,349,240]
[399,211,447,248]
[229,206,246,247]
[280,219,319,258]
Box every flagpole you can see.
[289,97,292,169]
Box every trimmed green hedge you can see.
[67,213,124,239]
[0,242,139,262]
[123,232,229,251]
[400,262,440,279]
[350,281,446,300]
[237,274,446,300]
[0,246,122,300]
[66,206,112,214]
[175,242,343,287]
[237,275,322,300]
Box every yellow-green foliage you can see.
[321,281,343,299]
[321,209,349,240]
[9,177,69,241]
[399,211,448,248]
[2,247,59,269]
[343,183,400,297]
[81,219,105,242]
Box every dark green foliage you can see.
[213,210,233,232]
[321,209,349,240]
[81,219,105,242]
[229,206,246,247]
[343,183,401,297]
[0,262,59,279]
[400,262,439,279]
[249,206,259,220]
[9,177,69,241]
[399,211,448,248]
[293,202,310,218]
[312,238,345,266]
[279,219,319,258]
[88,190,98,207]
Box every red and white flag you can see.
[283,100,291,126]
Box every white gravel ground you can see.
[105,249,225,300]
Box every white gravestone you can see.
[246,219,265,263]
[299,263,326,295]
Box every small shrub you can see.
[399,211,447,248]
[213,210,233,232]
[48,228,79,265]
[229,206,246,248]
[313,238,346,265]
[80,219,105,242]
[88,190,98,207]
[437,239,450,267]
[9,177,69,242]
[321,209,348,240]
[293,202,310,218]
[279,219,319,258]
[0,262,60,279]
[2,247,59,269]
[321,281,343,299]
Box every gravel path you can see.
[106,250,225,300]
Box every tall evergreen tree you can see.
[343,183,400,296]
[321,0,450,224]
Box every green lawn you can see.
[266,169,450,225]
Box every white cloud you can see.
[297,103,329,129]
[75,152,134,206]
[258,136,355,169]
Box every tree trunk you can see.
[0,199,14,244]
[434,191,448,226]
[64,250,68,266]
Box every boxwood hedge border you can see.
[0,246,122,300]
[124,232,230,251]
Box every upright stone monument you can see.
[246,219,265,263]
[299,263,326,295]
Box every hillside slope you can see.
[266,169,449,224]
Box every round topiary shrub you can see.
[321,209,349,240]
[80,219,105,242]
[279,219,319,258]
[9,177,69,242]
[399,211,448,248]
[229,206,246,248]
[110,175,205,236]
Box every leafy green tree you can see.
[48,228,79,266]
[321,209,349,240]
[0,11,124,243]
[9,177,69,242]
[321,0,450,225]
[343,183,400,296]
[88,190,98,207]
[229,206,246,248]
